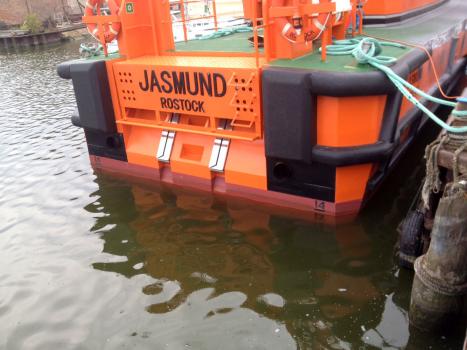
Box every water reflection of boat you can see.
[79,110,456,347]
[87,173,422,349]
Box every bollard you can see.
[409,180,467,332]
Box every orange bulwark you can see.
[364,0,443,16]
[58,0,467,217]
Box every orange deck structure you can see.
[58,0,466,216]
[364,0,445,17]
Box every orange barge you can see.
[58,0,467,216]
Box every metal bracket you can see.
[209,119,232,172]
[156,113,180,163]
[209,138,230,172]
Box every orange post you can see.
[358,6,363,35]
[350,0,357,37]
[252,0,260,67]
[263,0,271,62]
[321,22,334,62]
[212,0,218,31]
[321,29,327,62]
[180,0,189,42]
[95,1,105,55]
[148,0,160,55]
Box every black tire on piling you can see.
[399,210,424,270]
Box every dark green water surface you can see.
[0,42,463,350]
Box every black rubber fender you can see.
[399,210,424,270]
[71,108,81,127]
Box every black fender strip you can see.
[311,142,395,166]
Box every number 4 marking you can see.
[315,200,325,212]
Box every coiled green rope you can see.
[323,37,467,133]
[79,43,103,57]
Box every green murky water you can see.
[0,41,463,349]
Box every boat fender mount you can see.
[57,59,117,134]
[58,59,127,161]
[71,107,81,128]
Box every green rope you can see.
[323,37,467,134]
[79,43,103,57]
[197,25,252,40]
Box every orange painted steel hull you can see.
[90,155,363,217]
[57,0,466,218]
[96,29,464,217]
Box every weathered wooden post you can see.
[409,90,467,332]
[409,180,467,331]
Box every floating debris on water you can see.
[190,272,218,284]
[133,262,144,270]
[257,293,286,308]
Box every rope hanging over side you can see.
[323,37,467,207]
[421,137,445,209]
[322,37,467,133]
[422,127,467,208]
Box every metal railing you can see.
[173,0,218,42]
[167,0,268,67]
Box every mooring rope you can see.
[323,37,467,206]
[79,42,103,57]
[322,37,467,133]
[421,137,445,208]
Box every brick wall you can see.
[0,0,80,26]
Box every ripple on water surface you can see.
[0,43,463,350]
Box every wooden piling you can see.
[408,88,467,332]
[409,182,467,331]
